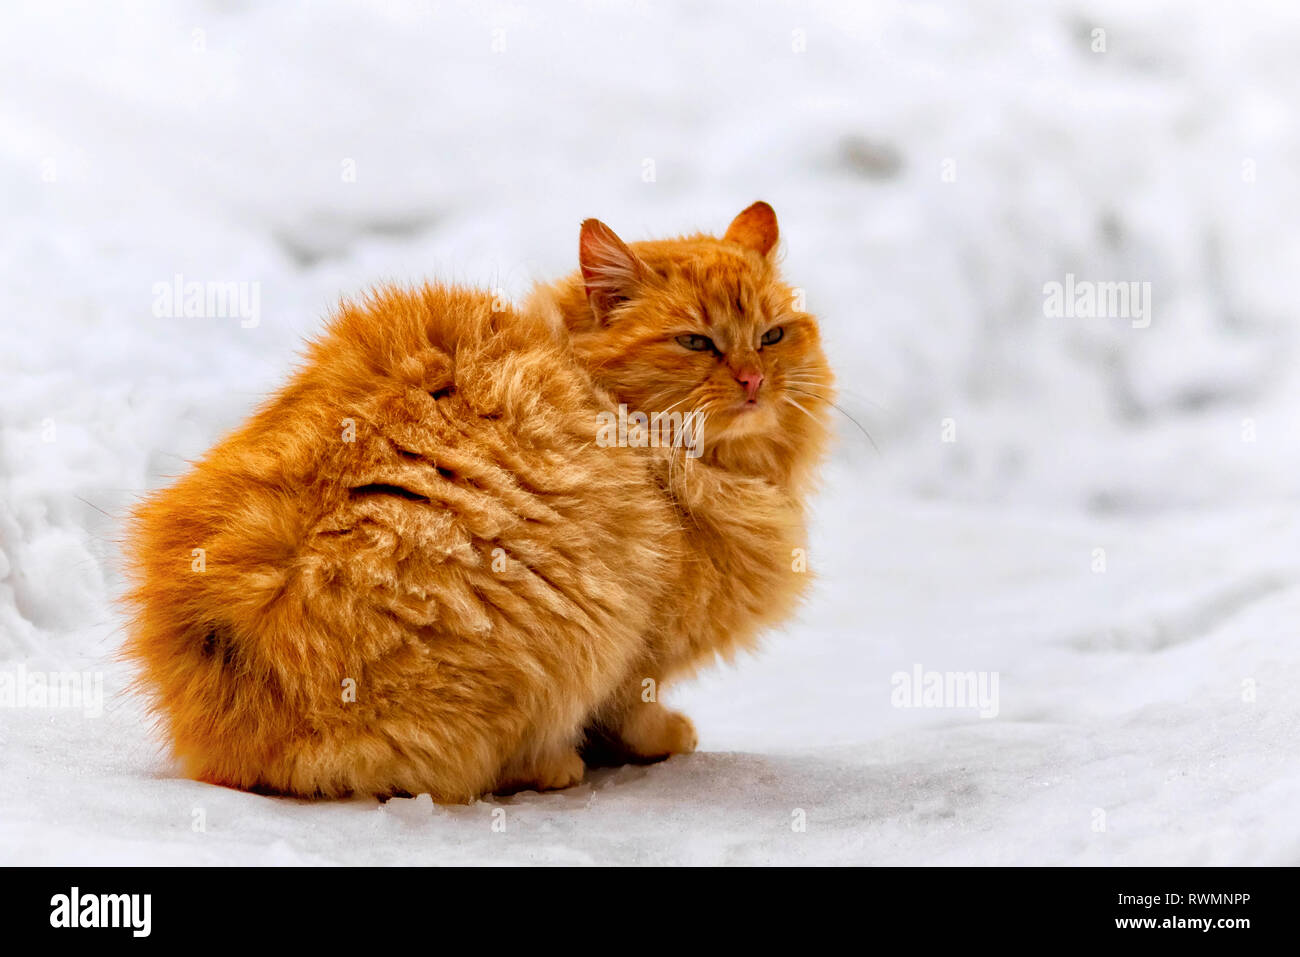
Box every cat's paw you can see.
[622,705,697,761]
[659,710,698,756]
[495,747,585,794]
[535,748,586,790]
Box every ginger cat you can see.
[123,202,833,800]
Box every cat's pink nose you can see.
[735,367,764,402]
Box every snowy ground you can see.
[2,0,1298,865]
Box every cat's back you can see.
[124,284,677,797]
[126,282,606,621]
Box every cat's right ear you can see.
[579,219,644,324]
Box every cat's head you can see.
[544,202,833,486]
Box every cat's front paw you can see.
[534,748,586,790]
[659,710,698,756]
[495,747,585,794]
[622,704,697,761]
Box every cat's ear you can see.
[723,201,779,257]
[579,218,645,324]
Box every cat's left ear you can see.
[579,218,645,324]
[723,201,779,257]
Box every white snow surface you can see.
[1,0,1298,865]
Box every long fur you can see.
[123,205,833,800]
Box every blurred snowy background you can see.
[1,0,1297,864]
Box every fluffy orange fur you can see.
[123,202,834,800]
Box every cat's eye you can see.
[760,326,784,347]
[676,334,716,352]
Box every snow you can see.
[1,0,1298,865]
